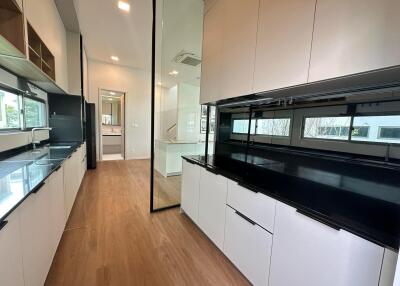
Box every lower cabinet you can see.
[20,181,53,286]
[181,160,201,223]
[198,168,227,250]
[64,149,81,220]
[224,206,273,286]
[269,202,385,286]
[0,211,25,286]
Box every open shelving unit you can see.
[0,0,25,57]
[27,22,56,80]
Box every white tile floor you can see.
[102,154,124,161]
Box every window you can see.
[351,115,400,144]
[232,119,256,134]
[0,88,47,131]
[303,116,351,140]
[256,118,291,136]
[0,89,21,129]
[24,97,46,128]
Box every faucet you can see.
[31,127,52,150]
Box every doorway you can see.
[99,89,125,161]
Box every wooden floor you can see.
[46,159,250,286]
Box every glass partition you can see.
[151,0,205,211]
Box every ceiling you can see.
[73,0,153,70]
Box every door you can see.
[181,160,201,223]
[100,89,125,161]
[198,168,228,250]
[269,202,384,286]
[0,211,25,286]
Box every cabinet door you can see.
[48,166,65,257]
[224,206,272,286]
[309,0,400,82]
[20,182,53,286]
[219,0,259,101]
[253,0,316,93]
[198,169,227,250]
[181,160,201,223]
[200,0,223,104]
[64,156,75,220]
[269,202,384,286]
[0,211,25,286]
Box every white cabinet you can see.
[64,149,81,220]
[200,0,259,104]
[224,206,273,286]
[253,0,316,93]
[20,181,53,286]
[0,211,25,286]
[309,0,400,82]
[227,179,276,232]
[48,165,65,257]
[181,160,201,223]
[269,202,384,286]
[198,168,227,250]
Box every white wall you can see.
[87,60,151,160]
[177,83,201,141]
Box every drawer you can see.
[227,179,276,233]
[224,206,273,286]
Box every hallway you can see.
[45,160,249,286]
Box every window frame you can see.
[0,86,47,132]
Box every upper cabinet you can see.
[308,0,400,82]
[0,0,26,58]
[253,0,316,93]
[200,0,259,104]
[24,0,69,91]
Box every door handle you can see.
[235,210,256,226]
[0,220,8,232]
[31,181,46,194]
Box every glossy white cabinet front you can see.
[224,206,272,286]
[253,0,316,93]
[181,160,201,223]
[0,211,25,286]
[269,202,384,286]
[309,0,400,82]
[198,168,227,250]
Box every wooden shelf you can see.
[0,0,25,57]
[27,22,56,81]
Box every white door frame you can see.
[98,88,126,161]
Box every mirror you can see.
[101,94,121,126]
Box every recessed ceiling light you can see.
[169,70,179,76]
[157,82,162,86]
[118,1,130,12]
[111,56,119,61]
[110,92,116,95]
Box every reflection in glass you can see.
[256,118,291,136]
[303,116,351,140]
[351,115,400,144]
[152,0,205,210]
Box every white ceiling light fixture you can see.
[118,1,130,12]
[111,56,119,62]
[169,70,179,76]
[110,92,116,95]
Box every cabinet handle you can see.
[67,155,72,159]
[31,181,45,194]
[296,209,341,231]
[206,167,219,175]
[54,165,62,172]
[235,210,256,226]
[0,220,8,232]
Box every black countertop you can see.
[183,152,400,251]
[0,142,84,224]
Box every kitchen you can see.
[0,0,399,285]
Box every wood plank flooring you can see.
[46,159,250,286]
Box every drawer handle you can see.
[296,209,341,231]
[0,220,8,232]
[31,181,46,194]
[235,211,256,226]
[54,165,62,172]
[67,155,72,159]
